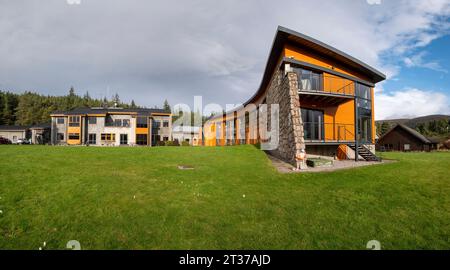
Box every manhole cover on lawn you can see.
[178,165,195,170]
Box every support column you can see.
[354,96,359,162]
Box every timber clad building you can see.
[377,124,439,152]
[204,26,386,164]
[50,107,172,146]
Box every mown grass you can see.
[0,145,449,250]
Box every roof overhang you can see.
[243,26,386,107]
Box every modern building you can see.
[203,26,386,164]
[0,124,50,144]
[376,124,439,152]
[172,126,201,146]
[50,107,172,146]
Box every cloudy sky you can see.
[1,0,449,120]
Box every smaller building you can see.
[0,126,28,144]
[0,124,51,144]
[50,107,172,146]
[376,124,438,152]
[172,126,201,146]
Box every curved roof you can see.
[243,26,386,106]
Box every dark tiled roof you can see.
[397,124,432,144]
[0,125,28,131]
[381,124,436,144]
[0,124,51,131]
[51,107,170,116]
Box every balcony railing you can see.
[296,73,356,97]
[302,122,355,142]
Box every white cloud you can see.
[375,88,450,120]
[0,0,449,108]
[367,0,382,5]
[403,51,448,73]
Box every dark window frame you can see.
[101,133,116,142]
[120,134,128,145]
[153,120,161,129]
[136,134,148,145]
[294,67,323,91]
[68,116,81,127]
[88,133,97,144]
[301,108,325,141]
[137,117,148,128]
[88,117,97,125]
[68,133,80,140]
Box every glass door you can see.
[359,116,371,143]
[301,108,324,140]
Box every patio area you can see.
[267,153,393,173]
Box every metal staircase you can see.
[348,144,380,162]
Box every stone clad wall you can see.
[266,70,305,165]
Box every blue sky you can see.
[384,35,450,92]
[0,0,449,120]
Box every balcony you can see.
[302,122,355,145]
[295,71,356,105]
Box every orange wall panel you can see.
[67,126,81,145]
[284,44,371,81]
[136,128,149,135]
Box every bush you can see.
[181,141,190,147]
[156,141,165,147]
[165,140,180,146]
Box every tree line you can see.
[0,88,170,126]
[376,119,450,139]
[415,119,450,137]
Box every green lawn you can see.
[0,145,449,250]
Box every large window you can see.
[114,119,122,127]
[57,118,65,124]
[68,133,80,140]
[105,117,131,127]
[101,133,115,142]
[153,120,161,129]
[356,83,372,142]
[356,83,372,110]
[136,134,148,145]
[88,117,97,125]
[301,108,324,140]
[356,84,371,100]
[163,120,169,127]
[151,134,160,146]
[137,117,148,128]
[294,68,322,91]
[68,116,80,127]
[88,134,96,144]
[120,134,128,145]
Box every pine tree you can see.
[131,100,137,108]
[83,91,91,107]
[163,99,171,112]
[380,122,390,135]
